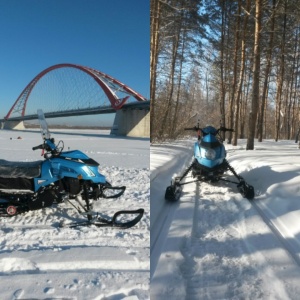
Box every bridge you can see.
[1,63,149,137]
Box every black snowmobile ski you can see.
[62,208,144,229]
[165,178,182,201]
[60,184,144,229]
[0,209,144,230]
[237,180,255,199]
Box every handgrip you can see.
[32,144,44,151]
[219,127,234,132]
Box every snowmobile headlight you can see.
[205,149,216,160]
[82,166,96,177]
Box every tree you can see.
[232,0,251,146]
[257,0,276,142]
[274,0,287,142]
[151,0,206,141]
[246,0,262,150]
[150,0,161,142]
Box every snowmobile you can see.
[165,123,254,201]
[0,110,144,228]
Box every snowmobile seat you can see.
[0,160,42,178]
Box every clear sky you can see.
[0,0,149,126]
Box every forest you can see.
[150,0,300,149]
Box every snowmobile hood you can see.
[60,150,90,160]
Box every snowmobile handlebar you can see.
[184,126,234,133]
[184,126,199,131]
[32,144,45,151]
[32,138,59,157]
[32,142,53,151]
[218,127,234,133]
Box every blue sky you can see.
[0,0,149,126]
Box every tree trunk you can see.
[232,0,250,146]
[257,0,276,142]
[291,27,300,139]
[274,1,287,142]
[171,24,186,138]
[150,0,161,142]
[246,0,262,150]
[158,30,180,139]
[219,0,226,140]
[227,1,240,144]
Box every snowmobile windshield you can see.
[37,109,51,140]
[200,135,221,148]
[202,126,217,136]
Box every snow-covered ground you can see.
[151,137,300,299]
[0,129,150,300]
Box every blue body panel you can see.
[194,128,226,169]
[60,150,90,160]
[32,150,106,192]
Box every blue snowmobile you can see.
[0,110,144,228]
[165,124,254,201]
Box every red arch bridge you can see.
[0,63,150,137]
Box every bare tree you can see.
[257,0,276,142]
[246,0,262,150]
[274,0,287,142]
[232,0,251,146]
[150,0,161,142]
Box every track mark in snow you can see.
[13,288,24,298]
[0,246,149,276]
[44,286,55,294]
[150,201,178,279]
[251,199,300,267]
[179,182,203,300]
[191,182,200,239]
[179,182,266,300]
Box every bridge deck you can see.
[1,101,150,122]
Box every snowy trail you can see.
[151,138,300,299]
[150,140,193,278]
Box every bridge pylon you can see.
[3,121,25,130]
[111,107,150,138]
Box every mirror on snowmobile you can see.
[37,109,51,140]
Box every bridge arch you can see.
[5,63,147,119]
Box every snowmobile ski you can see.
[62,208,144,229]
[237,180,255,200]
[165,178,182,202]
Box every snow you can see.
[0,129,150,300]
[151,137,300,299]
